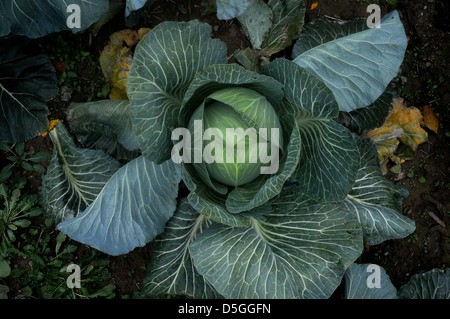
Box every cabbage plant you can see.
[0,0,157,144]
[344,264,450,299]
[41,11,416,299]
[0,0,154,38]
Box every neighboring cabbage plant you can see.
[0,0,155,39]
[41,11,415,299]
[0,0,157,144]
[344,263,450,299]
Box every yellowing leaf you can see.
[113,29,138,47]
[362,98,428,174]
[42,119,59,137]
[99,44,117,83]
[99,28,152,100]
[310,2,318,10]
[138,28,152,40]
[423,105,439,134]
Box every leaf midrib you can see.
[51,128,91,207]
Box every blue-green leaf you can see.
[186,183,250,228]
[141,198,221,298]
[126,0,152,17]
[215,0,250,20]
[191,183,363,299]
[0,0,109,38]
[292,16,367,58]
[68,100,138,151]
[57,156,181,256]
[398,269,450,299]
[337,87,396,135]
[0,36,57,143]
[344,263,398,299]
[260,0,306,55]
[67,99,140,160]
[236,0,272,50]
[128,20,227,164]
[343,136,415,245]
[292,11,407,112]
[263,58,359,202]
[41,122,121,224]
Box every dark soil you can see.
[1,0,449,298]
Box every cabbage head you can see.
[186,87,284,187]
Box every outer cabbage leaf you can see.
[0,36,57,143]
[141,198,221,298]
[343,136,415,245]
[58,156,181,256]
[215,0,250,20]
[186,182,250,228]
[292,17,367,58]
[262,58,359,202]
[292,11,407,112]
[125,0,152,17]
[0,0,109,38]
[190,182,363,299]
[41,122,121,223]
[236,0,272,50]
[127,20,227,164]
[233,0,306,55]
[70,122,140,161]
[344,263,397,299]
[398,269,450,299]
[260,0,306,56]
[67,99,140,159]
[337,87,395,135]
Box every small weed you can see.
[0,179,115,299]
[8,230,115,298]
[407,233,418,244]
[0,179,42,251]
[418,159,428,169]
[0,178,43,284]
[0,142,52,183]
[421,210,428,220]
[406,166,415,178]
